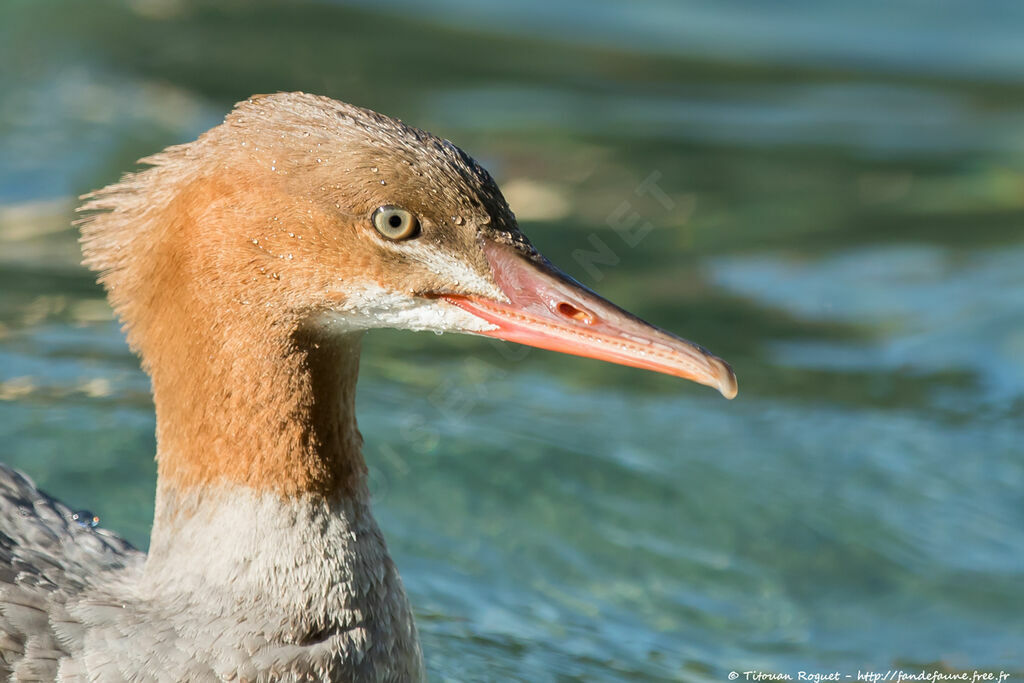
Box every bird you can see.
[0,92,736,681]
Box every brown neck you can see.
[149,317,366,511]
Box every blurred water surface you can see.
[1,1,1022,680]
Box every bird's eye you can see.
[371,205,419,240]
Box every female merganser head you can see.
[0,92,735,681]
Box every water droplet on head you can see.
[316,158,323,163]
[252,238,259,245]
[371,166,379,173]
[380,180,386,186]
[453,216,465,226]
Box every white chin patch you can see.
[316,282,497,334]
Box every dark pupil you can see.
[387,214,403,229]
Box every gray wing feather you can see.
[0,464,143,679]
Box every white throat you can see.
[129,484,424,681]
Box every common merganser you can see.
[0,92,736,681]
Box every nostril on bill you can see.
[556,302,595,324]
